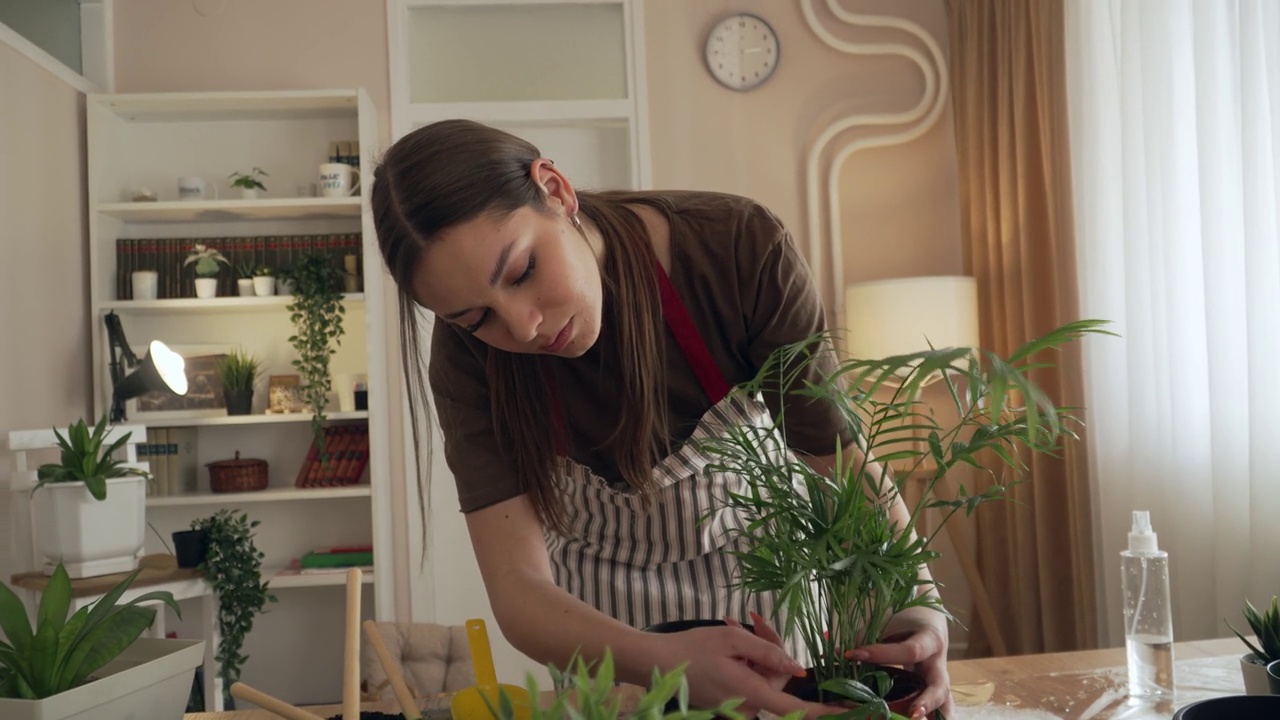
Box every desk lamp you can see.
[104,311,188,422]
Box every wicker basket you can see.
[207,451,268,493]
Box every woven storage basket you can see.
[207,451,268,493]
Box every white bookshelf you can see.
[147,485,371,508]
[100,294,365,315]
[87,89,393,706]
[268,568,376,590]
[384,0,650,688]
[98,197,362,223]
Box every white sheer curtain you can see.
[1066,0,1280,647]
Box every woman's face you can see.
[410,163,603,357]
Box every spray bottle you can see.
[1121,510,1175,698]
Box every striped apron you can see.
[543,261,807,663]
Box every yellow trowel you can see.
[450,618,534,720]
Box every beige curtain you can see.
[944,0,1098,656]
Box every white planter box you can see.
[0,638,203,720]
[33,476,145,578]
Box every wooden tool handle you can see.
[363,619,422,720]
[344,567,363,720]
[230,682,325,720]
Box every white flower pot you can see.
[1242,652,1271,694]
[194,277,218,299]
[33,476,145,579]
[237,278,255,296]
[0,638,203,720]
[130,271,158,301]
[239,187,259,199]
[252,276,276,296]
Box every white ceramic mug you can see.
[177,176,218,201]
[319,163,361,197]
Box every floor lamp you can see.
[843,275,1009,656]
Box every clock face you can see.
[704,13,780,91]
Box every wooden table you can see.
[186,637,1248,719]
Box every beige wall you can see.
[644,0,964,288]
[113,0,391,146]
[0,38,91,595]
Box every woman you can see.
[372,119,951,720]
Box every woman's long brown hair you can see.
[371,119,667,533]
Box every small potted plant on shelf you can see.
[234,262,256,297]
[287,253,347,458]
[228,167,268,199]
[0,562,202,720]
[190,510,276,702]
[1228,596,1280,694]
[694,320,1110,718]
[215,348,263,416]
[184,244,229,299]
[251,265,275,297]
[33,414,150,578]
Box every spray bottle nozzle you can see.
[1128,510,1159,553]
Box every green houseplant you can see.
[228,167,268,199]
[191,510,276,687]
[215,348,263,416]
[0,563,182,699]
[286,252,347,457]
[36,415,147,501]
[1227,596,1280,694]
[33,415,152,579]
[490,649,809,720]
[0,560,202,720]
[697,319,1110,716]
[184,244,229,299]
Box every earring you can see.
[571,213,582,230]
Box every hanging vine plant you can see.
[287,252,346,458]
[191,510,276,688]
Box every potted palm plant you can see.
[33,415,150,578]
[696,320,1109,717]
[215,348,263,415]
[1227,596,1280,694]
[0,562,203,720]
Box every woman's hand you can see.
[843,607,953,720]
[660,623,845,720]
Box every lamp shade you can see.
[114,340,188,403]
[844,276,980,360]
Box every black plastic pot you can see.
[1173,695,1280,719]
[172,529,210,569]
[643,619,924,717]
[223,388,253,415]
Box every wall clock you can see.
[704,13,780,91]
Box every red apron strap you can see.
[653,261,731,404]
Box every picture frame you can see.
[126,344,233,420]
[267,374,307,414]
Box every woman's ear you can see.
[530,157,577,214]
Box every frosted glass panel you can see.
[496,123,633,191]
[409,4,627,103]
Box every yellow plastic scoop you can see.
[450,618,533,720]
